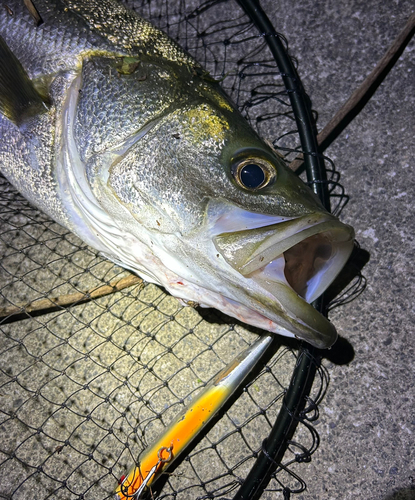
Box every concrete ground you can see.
[0,1,413,500]
[264,1,415,499]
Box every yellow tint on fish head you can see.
[204,88,234,113]
[185,104,230,145]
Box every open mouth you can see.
[213,212,354,346]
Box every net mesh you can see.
[0,1,361,499]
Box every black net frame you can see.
[0,1,364,499]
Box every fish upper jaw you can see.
[213,212,354,302]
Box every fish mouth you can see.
[213,212,354,348]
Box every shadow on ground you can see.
[383,487,415,500]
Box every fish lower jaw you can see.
[163,278,297,339]
[163,275,337,348]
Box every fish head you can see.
[72,60,354,349]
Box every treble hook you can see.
[123,446,173,499]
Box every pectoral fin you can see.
[0,36,49,125]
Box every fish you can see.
[0,0,354,348]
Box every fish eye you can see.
[232,157,276,191]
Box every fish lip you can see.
[213,213,355,347]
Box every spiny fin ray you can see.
[0,36,49,125]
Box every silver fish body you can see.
[0,0,354,348]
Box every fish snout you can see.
[213,213,354,348]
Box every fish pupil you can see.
[240,163,265,189]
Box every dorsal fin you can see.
[0,36,49,125]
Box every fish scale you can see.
[0,0,113,77]
[75,57,183,161]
